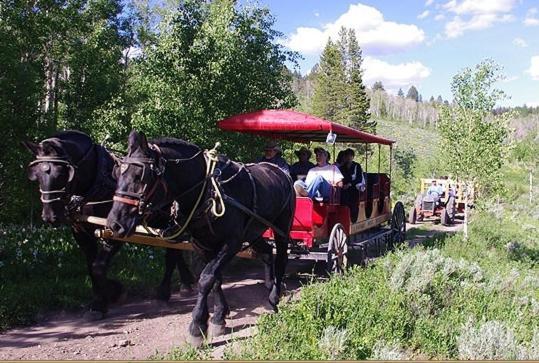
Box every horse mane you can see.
[44,130,94,161]
[150,137,201,157]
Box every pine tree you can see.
[406,85,419,101]
[429,95,435,103]
[437,95,443,104]
[372,81,385,91]
[340,28,373,132]
[398,88,404,97]
[312,39,346,121]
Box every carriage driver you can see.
[257,140,290,174]
[294,147,343,202]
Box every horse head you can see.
[23,131,95,225]
[107,130,205,238]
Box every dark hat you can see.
[264,140,281,153]
[314,147,329,158]
[294,147,312,158]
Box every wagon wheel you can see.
[391,201,406,246]
[408,206,417,224]
[327,223,348,274]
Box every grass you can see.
[219,160,538,360]
[0,225,171,331]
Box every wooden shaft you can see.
[77,215,257,259]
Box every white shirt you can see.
[306,164,344,185]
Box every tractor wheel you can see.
[327,223,348,274]
[408,206,417,224]
[391,201,406,246]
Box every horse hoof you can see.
[83,310,105,321]
[155,287,171,302]
[208,322,226,338]
[187,333,205,348]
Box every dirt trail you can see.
[0,222,462,360]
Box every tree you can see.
[339,28,373,132]
[429,96,435,103]
[406,85,419,101]
[436,95,444,104]
[398,88,405,97]
[312,39,346,122]
[438,59,512,238]
[372,81,385,91]
[102,0,298,159]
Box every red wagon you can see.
[218,110,406,272]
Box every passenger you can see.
[294,147,343,202]
[339,148,365,223]
[257,140,290,174]
[290,147,315,181]
[335,150,345,167]
[427,180,443,202]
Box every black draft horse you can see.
[23,131,195,318]
[106,130,295,345]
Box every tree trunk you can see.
[463,182,469,240]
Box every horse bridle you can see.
[28,143,95,204]
[113,145,203,215]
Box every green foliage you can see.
[106,0,298,159]
[438,60,512,197]
[311,27,373,132]
[406,85,419,102]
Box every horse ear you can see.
[22,141,41,155]
[128,130,149,153]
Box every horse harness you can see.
[28,140,96,204]
[112,143,291,241]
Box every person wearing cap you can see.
[257,140,290,174]
[339,148,365,222]
[290,147,315,181]
[294,147,343,202]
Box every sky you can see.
[245,0,539,107]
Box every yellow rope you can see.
[142,142,225,240]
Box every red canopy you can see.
[217,109,394,145]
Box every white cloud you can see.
[512,37,528,47]
[443,0,517,15]
[524,8,539,26]
[525,101,539,107]
[418,10,430,19]
[442,0,517,38]
[284,3,425,55]
[425,0,434,6]
[527,56,539,80]
[314,11,320,18]
[363,57,431,90]
[434,14,445,21]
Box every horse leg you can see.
[251,238,274,290]
[176,251,195,295]
[91,239,125,305]
[269,215,292,312]
[73,229,123,319]
[208,275,229,338]
[188,242,239,346]
[156,248,177,301]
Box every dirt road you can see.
[0,222,462,360]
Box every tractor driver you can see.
[427,180,443,202]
